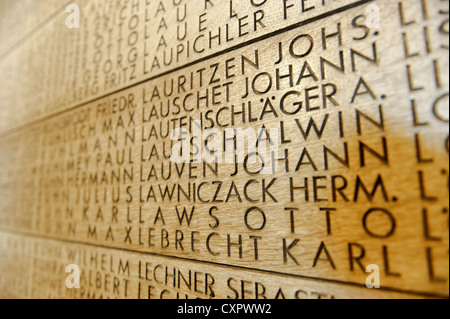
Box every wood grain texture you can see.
[0,0,448,299]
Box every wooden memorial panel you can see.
[0,0,448,299]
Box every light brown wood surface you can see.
[0,0,448,299]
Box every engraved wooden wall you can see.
[0,0,448,299]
